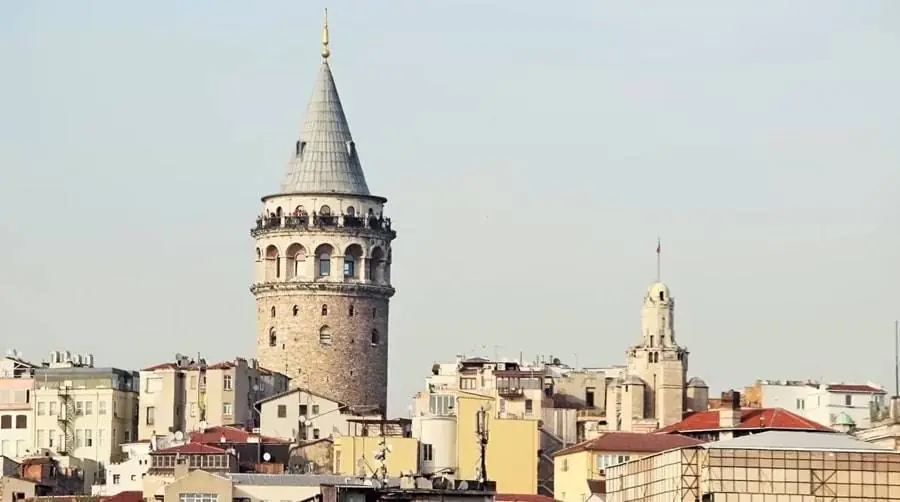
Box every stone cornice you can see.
[250,226,397,241]
[250,281,396,298]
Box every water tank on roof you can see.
[64,351,72,362]
[413,415,457,475]
[84,354,95,367]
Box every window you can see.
[269,327,277,346]
[372,308,377,319]
[422,443,434,462]
[596,454,630,470]
[525,399,534,414]
[112,474,120,484]
[318,250,331,276]
[223,403,233,416]
[293,305,299,316]
[85,429,93,447]
[344,255,355,277]
[585,387,596,408]
[49,401,57,415]
[224,375,233,390]
[36,429,45,448]
[146,407,155,426]
[796,398,805,410]
[190,403,197,417]
[349,305,354,317]
[98,429,106,447]
[311,405,320,415]
[37,402,46,415]
[270,306,276,317]
[429,394,456,416]
[75,401,84,415]
[371,329,380,346]
[319,326,332,345]
[76,429,84,448]
[277,405,287,418]
[460,378,476,390]
[299,405,308,416]
[99,401,107,415]
[321,304,328,316]
[85,401,93,415]
[313,428,320,439]
[562,458,569,472]
[15,415,26,429]
[0,416,9,429]
[845,394,852,406]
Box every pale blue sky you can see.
[1,1,899,414]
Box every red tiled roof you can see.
[495,495,559,502]
[554,432,704,457]
[827,384,885,393]
[190,425,288,444]
[151,442,228,454]
[107,491,143,502]
[656,408,833,434]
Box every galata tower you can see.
[251,11,395,411]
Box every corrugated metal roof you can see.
[280,61,370,196]
[703,430,894,452]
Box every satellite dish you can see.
[304,420,313,427]
[263,452,271,462]
[173,431,184,441]
[458,481,469,491]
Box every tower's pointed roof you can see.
[280,11,370,196]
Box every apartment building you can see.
[744,379,887,429]
[0,353,36,459]
[257,388,380,443]
[138,354,289,440]
[31,350,140,488]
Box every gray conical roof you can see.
[280,61,370,195]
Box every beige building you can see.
[250,10,396,412]
[552,432,704,502]
[138,355,289,440]
[257,388,378,443]
[31,351,139,488]
[605,430,900,501]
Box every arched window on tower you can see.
[372,308,377,319]
[292,305,299,316]
[265,245,280,282]
[321,304,328,316]
[268,328,277,347]
[270,307,276,318]
[315,244,333,278]
[346,206,356,216]
[319,326,332,345]
[371,329,380,346]
[659,291,665,301]
[344,245,363,279]
[349,305,355,317]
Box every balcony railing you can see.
[252,213,394,236]
[498,387,525,398]
[576,408,605,419]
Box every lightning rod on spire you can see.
[321,8,331,60]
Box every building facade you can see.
[251,12,396,412]
[31,351,140,488]
[743,379,887,430]
[0,355,36,459]
[138,355,289,441]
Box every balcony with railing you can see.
[251,211,394,238]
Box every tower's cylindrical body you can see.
[251,52,395,411]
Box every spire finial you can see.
[321,8,331,60]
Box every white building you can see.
[91,433,187,496]
[257,388,379,442]
[749,380,887,430]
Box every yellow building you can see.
[333,418,419,478]
[553,432,703,502]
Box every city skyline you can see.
[1,1,899,413]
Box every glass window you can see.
[224,375,233,390]
[277,405,287,418]
[49,401,57,415]
[99,401,107,415]
[0,415,9,429]
[37,402,46,415]
[15,415,26,429]
[179,494,219,502]
[223,403,233,416]
[76,429,84,448]
[146,406,155,425]
[85,401,93,415]
[318,252,331,276]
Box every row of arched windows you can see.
[256,243,389,283]
[269,305,377,318]
[267,326,380,347]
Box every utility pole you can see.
[476,406,489,484]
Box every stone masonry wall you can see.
[255,290,389,411]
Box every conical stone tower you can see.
[251,11,395,411]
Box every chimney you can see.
[718,390,742,428]
[890,396,900,422]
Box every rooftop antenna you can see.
[894,320,899,398]
[656,237,661,282]
[475,406,489,484]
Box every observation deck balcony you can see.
[251,213,395,239]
